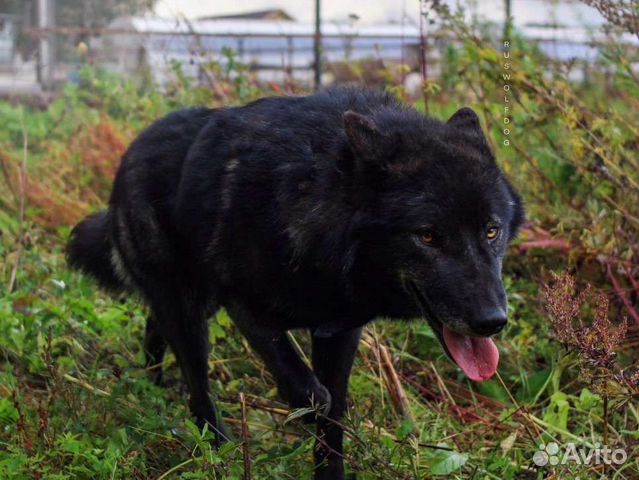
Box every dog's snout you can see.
[472,307,507,336]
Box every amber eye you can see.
[419,232,434,245]
[486,226,500,240]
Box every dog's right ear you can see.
[343,111,384,161]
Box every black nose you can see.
[472,307,507,335]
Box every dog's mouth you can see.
[408,283,499,382]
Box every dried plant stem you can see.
[240,392,251,480]
[603,396,609,446]
[62,374,110,397]
[495,371,542,441]
[157,458,194,480]
[603,394,609,476]
[8,114,28,293]
[366,327,386,410]
[376,339,414,424]
[218,394,289,417]
[361,333,414,422]
[429,362,456,406]
[286,331,311,366]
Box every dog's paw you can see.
[307,381,332,416]
[193,411,232,447]
[283,376,332,421]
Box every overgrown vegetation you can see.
[1,4,638,479]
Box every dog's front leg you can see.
[311,327,362,480]
[227,302,331,412]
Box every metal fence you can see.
[0,13,634,97]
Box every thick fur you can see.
[67,88,524,480]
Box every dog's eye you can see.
[419,232,434,245]
[486,226,500,241]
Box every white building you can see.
[99,15,424,85]
[0,14,16,64]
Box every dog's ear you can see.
[447,107,491,148]
[447,107,483,131]
[343,111,385,160]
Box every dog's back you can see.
[67,107,212,295]
[68,88,399,307]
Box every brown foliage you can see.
[25,179,91,229]
[72,118,127,186]
[0,118,128,229]
[30,119,127,228]
[542,271,636,393]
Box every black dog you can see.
[67,87,523,479]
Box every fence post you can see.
[37,0,55,90]
[419,0,429,113]
[503,0,512,44]
[313,0,322,91]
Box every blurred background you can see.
[0,0,635,95]
[1,1,638,479]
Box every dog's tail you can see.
[67,211,123,291]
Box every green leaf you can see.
[475,379,510,404]
[416,323,437,340]
[516,368,552,405]
[98,307,127,324]
[210,322,226,340]
[216,309,233,327]
[396,419,415,440]
[543,392,570,433]
[576,388,601,411]
[0,398,19,424]
[284,407,315,424]
[430,450,468,475]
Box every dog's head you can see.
[343,106,524,381]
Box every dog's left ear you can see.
[447,107,483,133]
[343,110,386,161]
[448,107,493,152]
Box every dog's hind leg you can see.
[151,292,229,446]
[227,302,331,415]
[312,327,362,480]
[144,314,168,385]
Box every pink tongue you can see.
[442,326,499,382]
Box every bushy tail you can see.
[67,211,122,291]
